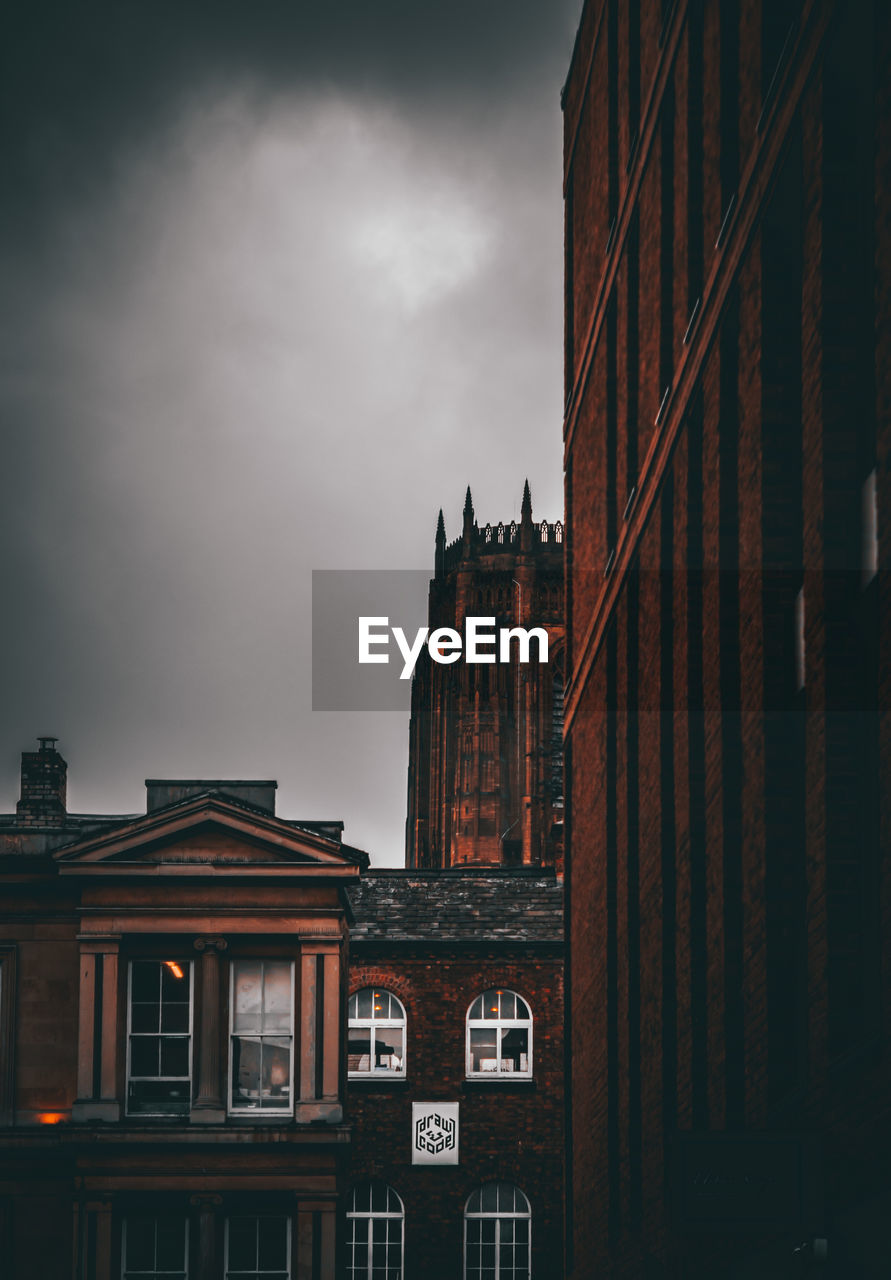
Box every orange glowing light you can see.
[164,961,184,980]
[37,1112,65,1125]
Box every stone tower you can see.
[405,483,565,869]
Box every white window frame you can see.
[348,989,407,1078]
[464,1183,531,1280]
[465,989,533,1079]
[121,1215,190,1279]
[346,1184,405,1279]
[125,960,194,1118]
[228,960,296,1116]
[224,1214,291,1279]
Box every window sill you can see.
[462,1077,537,1092]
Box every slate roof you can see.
[346,868,564,944]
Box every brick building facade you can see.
[345,870,564,1280]
[406,486,565,870]
[562,1,889,1276]
[1,742,565,1279]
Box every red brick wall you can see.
[564,0,890,1275]
[347,949,564,1279]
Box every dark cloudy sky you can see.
[0,1,582,864]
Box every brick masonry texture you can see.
[347,872,564,1279]
[563,1,890,1276]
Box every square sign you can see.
[412,1102,459,1165]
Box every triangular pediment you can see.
[55,792,360,876]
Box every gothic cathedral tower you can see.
[405,483,565,869]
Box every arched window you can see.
[348,989,406,1076]
[346,1184,404,1280]
[464,1183,531,1280]
[466,990,532,1076]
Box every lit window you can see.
[464,1183,531,1280]
[466,990,532,1077]
[229,961,294,1113]
[225,1216,290,1280]
[122,1216,188,1279]
[346,1184,404,1279]
[127,960,193,1116]
[348,989,406,1076]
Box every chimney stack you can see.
[16,738,68,827]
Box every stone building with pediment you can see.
[0,740,365,1279]
[0,738,565,1279]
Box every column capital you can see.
[193,936,228,954]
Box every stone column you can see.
[297,944,342,1123]
[190,1193,222,1280]
[296,1202,337,1280]
[72,938,121,1122]
[191,937,227,1123]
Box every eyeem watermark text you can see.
[359,616,549,680]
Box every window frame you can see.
[465,989,533,1079]
[223,1213,292,1280]
[125,959,195,1119]
[228,959,296,1117]
[345,1183,405,1280]
[121,1213,190,1279]
[463,1183,531,1280]
[347,988,407,1079]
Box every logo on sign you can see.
[416,1111,456,1156]
[412,1101,459,1165]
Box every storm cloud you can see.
[0,1,581,863]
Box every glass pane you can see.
[480,1185,498,1214]
[499,990,516,1019]
[373,1027,403,1071]
[516,996,531,1020]
[227,1217,257,1270]
[469,995,484,1019]
[348,1031,372,1073]
[234,962,262,1033]
[500,1028,529,1072]
[131,962,159,1004]
[156,1218,187,1269]
[130,1037,160,1077]
[232,1037,261,1105]
[161,962,189,1002]
[128,1079,190,1114]
[262,964,292,1032]
[257,1217,288,1269]
[348,992,359,1018]
[161,1002,189,1034]
[131,1002,159,1034]
[161,1037,189,1077]
[386,1188,401,1215]
[125,1218,155,1269]
[482,991,500,1019]
[356,988,373,1018]
[470,1029,498,1072]
[260,1040,291,1106]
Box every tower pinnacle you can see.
[435,508,446,578]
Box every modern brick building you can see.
[406,486,565,870]
[562,1,888,1276]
